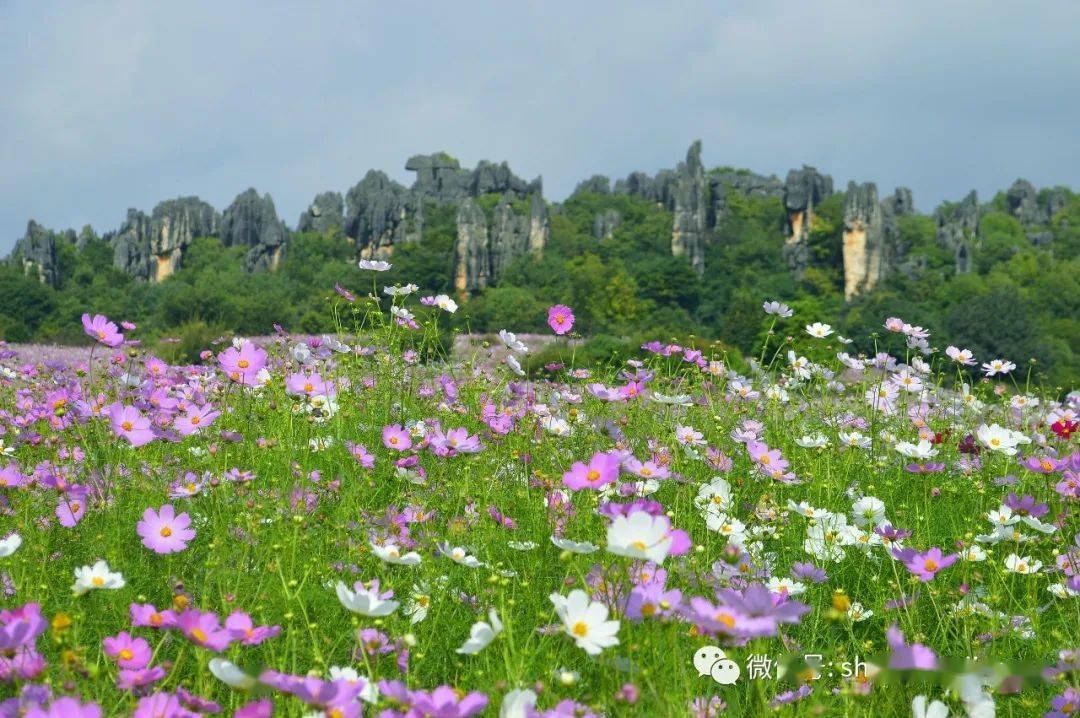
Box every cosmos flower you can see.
[81,313,124,347]
[455,608,502,655]
[370,542,422,566]
[763,301,793,317]
[606,510,673,564]
[0,533,21,558]
[805,322,833,338]
[547,304,575,335]
[136,505,195,554]
[335,580,399,617]
[72,561,125,596]
[217,341,268,386]
[562,451,621,490]
[358,259,392,271]
[108,404,156,447]
[550,589,620,655]
[894,547,958,582]
[103,631,152,669]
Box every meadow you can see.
[0,267,1077,717]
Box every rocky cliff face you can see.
[297,191,344,234]
[107,197,220,281]
[12,221,69,286]
[221,189,289,272]
[935,190,980,274]
[8,144,1073,299]
[669,141,708,275]
[455,198,490,293]
[841,182,885,299]
[782,166,834,275]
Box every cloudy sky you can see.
[3,0,1078,251]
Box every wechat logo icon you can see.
[693,645,741,685]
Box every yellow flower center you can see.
[160,526,173,538]
[586,469,601,482]
[923,559,938,572]
[237,359,249,368]
[119,648,133,661]
[190,628,208,643]
[92,576,104,586]
[571,621,588,637]
[121,421,133,431]
[641,603,656,617]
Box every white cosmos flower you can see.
[694,477,732,514]
[976,423,1030,455]
[433,294,458,313]
[550,589,620,655]
[540,416,572,436]
[550,535,598,554]
[705,513,747,545]
[0,532,21,558]
[895,439,937,459]
[384,283,419,296]
[766,577,806,596]
[805,322,833,338]
[763,300,793,317]
[1003,553,1042,574]
[455,608,503,655]
[505,354,525,377]
[328,666,379,703]
[982,358,1016,376]
[786,500,833,521]
[851,496,887,527]
[911,695,950,718]
[1048,583,1080,598]
[500,689,538,718]
[209,658,257,689]
[987,505,1018,526]
[847,602,873,622]
[795,433,828,448]
[606,511,673,564]
[838,431,871,449]
[358,259,392,271]
[498,329,529,354]
[440,543,484,568]
[72,560,125,596]
[962,545,987,562]
[370,542,422,566]
[674,425,705,446]
[335,581,399,616]
[652,392,693,406]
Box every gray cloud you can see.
[2,0,1079,251]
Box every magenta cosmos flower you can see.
[217,341,267,386]
[82,313,124,347]
[547,304,575,335]
[173,403,220,436]
[108,404,156,447]
[103,631,152,669]
[563,451,621,490]
[893,546,957,582]
[136,505,195,554]
[382,424,413,451]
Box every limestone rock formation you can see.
[106,197,220,281]
[593,209,622,240]
[297,191,344,234]
[455,199,490,293]
[572,175,612,196]
[343,171,416,257]
[841,182,885,299]
[782,166,833,275]
[881,187,919,278]
[1005,180,1040,225]
[709,169,783,225]
[528,195,549,254]
[669,141,708,274]
[221,189,289,272]
[935,190,980,274]
[12,220,68,286]
[407,153,538,203]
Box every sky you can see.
[3,0,1079,252]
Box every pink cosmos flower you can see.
[108,404,156,447]
[547,304,575,335]
[24,697,103,718]
[129,603,178,629]
[81,313,124,347]
[132,693,195,718]
[176,609,233,651]
[117,665,167,692]
[563,451,621,490]
[218,342,268,386]
[225,611,281,646]
[893,546,957,582]
[103,631,152,669]
[285,371,334,398]
[136,505,195,554]
[173,403,221,436]
[886,624,938,670]
[382,424,413,451]
[56,489,89,527]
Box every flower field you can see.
[0,274,1077,717]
